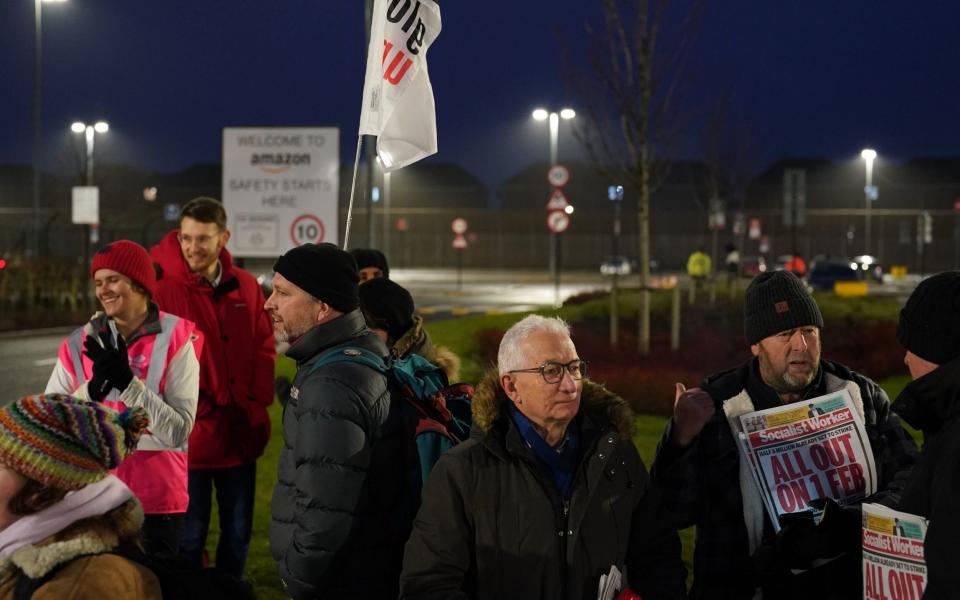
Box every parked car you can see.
[851,255,883,281]
[740,255,767,278]
[806,258,859,291]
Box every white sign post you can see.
[222,127,339,257]
[71,186,99,225]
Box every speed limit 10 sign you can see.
[547,165,570,187]
[290,214,325,245]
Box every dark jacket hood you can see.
[893,355,960,434]
[471,369,635,440]
[151,229,237,284]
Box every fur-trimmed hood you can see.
[394,316,461,382]
[471,369,635,440]
[0,499,143,580]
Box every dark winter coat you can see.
[270,310,411,600]
[651,358,918,599]
[393,315,461,382]
[150,230,275,468]
[0,500,160,600]
[892,355,960,600]
[399,371,687,600]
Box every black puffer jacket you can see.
[893,356,960,600]
[270,310,410,600]
[399,371,687,600]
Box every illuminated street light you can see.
[861,148,877,255]
[71,121,109,185]
[531,108,549,121]
[531,107,575,166]
[559,108,576,120]
[32,0,70,258]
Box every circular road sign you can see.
[546,210,570,233]
[290,214,326,245]
[451,218,468,234]
[548,165,570,187]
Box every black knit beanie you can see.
[744,270,824,345]
[273,243,359,313]
[897,271,960,365]
[349,248,390,279]
[358,278,415,342]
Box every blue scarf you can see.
[508,403,580,498]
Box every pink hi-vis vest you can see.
[61,312,198,514]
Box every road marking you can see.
[33,357,57,367]
[450,308,470,316]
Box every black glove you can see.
[82,331,134,395]
[81,334,112,401]
[775,500,861,569]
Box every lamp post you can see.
[861,148,877,255]
[532,106,575,286]
[71,120,108,307]
[32,0,68,259]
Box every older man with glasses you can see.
[399,314,686,600]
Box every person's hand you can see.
[670,383,715,447]
[775,500,860,569]
[81,334,113,401]
[84,331,134,394]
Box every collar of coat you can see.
[88,302,162,346]
[471,369,635,441]
[287,309,386,365]
[0,499,143,580]
[393,316,461,382]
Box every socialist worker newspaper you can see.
[862,503,927,600]
[734,389,877,531]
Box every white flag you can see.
[359,0,442,172]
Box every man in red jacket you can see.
[150,196,275,578]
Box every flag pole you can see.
[342,135,364,249]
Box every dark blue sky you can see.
[1,1,959,189]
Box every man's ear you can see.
[315,301,332,324]
[221,229,231,245]
[500,374,519,403]
[750,342,760,357]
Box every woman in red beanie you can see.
[44,240,203,561]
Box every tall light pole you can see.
[532,107,575,285]
[72,121,109,185]
[32,0,68,259]
[861,148,877,255]
[71,120,108,307]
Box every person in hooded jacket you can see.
[0,394,157,600]
[891,271,960,599]
[350,248,390,283]
[400,315,686,600]
[150,197,275,577]
[45,240,201,561]
[358,277,460,381]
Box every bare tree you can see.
[569,0,701,354]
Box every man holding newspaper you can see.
[651,270,918,599]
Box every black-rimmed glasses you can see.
[508,359,587,384]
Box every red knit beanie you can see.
[90,240,157,297]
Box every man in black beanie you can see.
[892,271,960,600]
[651,270,918,599]
[349,247,390,283]
[265,243,409,600]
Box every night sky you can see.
[2,1,959,191]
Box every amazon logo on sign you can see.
[250,153,311,174]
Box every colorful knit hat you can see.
[0,394,148,491]
[90,240,157,297]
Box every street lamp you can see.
[531,107,575,166]
[32,0,69,259]
[71,121,109,185]
[71,120,107,307]
[861,148,877,255]
[532,106,575,306]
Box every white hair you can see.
[497,314,571,375]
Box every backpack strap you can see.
[304,346,388,376]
